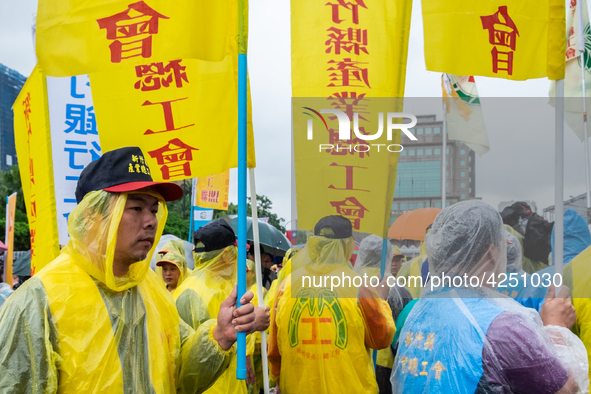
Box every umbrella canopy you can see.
[388,207,442,241]
[227,217,291,255]
[12,250,31,277]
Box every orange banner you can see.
[195,170,230,210]
[4,193,16,288]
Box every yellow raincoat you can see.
[0,190,232,393]
[570,245,591,383]
[175,245,251,394]
[156,242,192,295]
[397,242,426,299]
[268,236,395,394]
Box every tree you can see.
[213,194,286,233]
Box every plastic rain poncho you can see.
[397,241,427,299]
[158,250,192,296]
[151,234,196,270]
[551,208,591,266]
[174,245,250,394]
[0,189,232,394]
[354,234,394,279]
[265,247,301,311]
[268,235,395,394]
[502,231,546,312]
[391,201,589,393]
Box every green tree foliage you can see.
[213,194,286,233]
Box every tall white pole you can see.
[442,74,450,209]
[577,0,591,212]
[555,79,565,283]
[248,168,270,394]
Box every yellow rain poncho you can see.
[0,190,232,393]
[569,245,591,383]
[265,247,301,310]
[268,235,395,394]
[397,241,427,299]
[175,245,249,394]
[156,240,192,295]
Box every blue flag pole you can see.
[236,0,248,380]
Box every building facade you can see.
[391,114,476,217]
[0,64,26,171]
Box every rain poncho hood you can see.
[397,241,427,299]
[354,235,393,278]
[151,234,196,270]
[505,230,523,273]
[175,244,248,394]
[552,208,591,265]
[0,189,233,393]
[426,200,507,281]
[158,249,191,294]
[268,234,396,394]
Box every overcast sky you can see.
[1,0,588,224]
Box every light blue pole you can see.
[236,52,248,381]
[188,206,194,242]
[373,238,389,365]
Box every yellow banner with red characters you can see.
[13,66,61,275]
[291,0,412,237]
[36,0,244,77]
[422,0,565,80]
[195,170,230,210]
[90,56,255,181]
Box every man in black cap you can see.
[268,215,396,394]
[0,147,256,394]
[174,219,270,393]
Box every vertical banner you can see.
[291,0,413,237]
[195,170,230,210]
[193,206,214,232]
[13,66,61,274]
[422,0,565,80]
[4,193,17,288]
[47,75,102,245]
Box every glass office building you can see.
[0,64,26,171]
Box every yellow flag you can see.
[90,56,255,181]
[13,66,61,274]
[36,0,244,77]
[4,193,16,287]
[195,170,230,210]
[291,0,412,237]
[423,0,565,81]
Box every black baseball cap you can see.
[194,219,236,252]
[75,147,183,203]
[314,215,353,239]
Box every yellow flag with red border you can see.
[13,66,61,274]
[195,170,230,210]
[423,0,565,81]
[36,0,245,77]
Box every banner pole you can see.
[555,79,565,285]
[442,74,449,209]
[236,0,248,380]
[249,168,270,394]
[577,0,591,212]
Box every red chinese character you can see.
[134,59,188,91]
[325,27,368,56]
[29,158,35,186]
[326,0,368,25]
[30,200,37,219]
[328,162,369,191]
[142,97,195,134]
[327,127,370,158]
[327,58,370,88]
[481,6,519,75]
[148,138,198,180]
[201,190,208,201]
[97,1,169,63]
[328,92,369,121]
[30,229,36,260]
[329,197,369,230]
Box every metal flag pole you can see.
[577,0,591,211]
[249,168,270,394]
[188,178,196,242]
[236,0,248,380]
[373,237,390,365]
[442,74,450,209]
[555,79,565,285]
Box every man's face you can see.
[161,262,181,290]
[390,255,403,276]
[261,254,274,269]
[114,193,159,271]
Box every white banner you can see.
[46,75,102,245]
